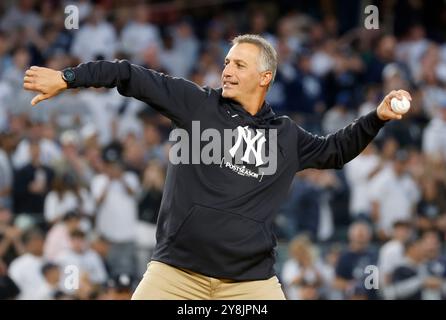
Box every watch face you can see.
[64,69,75,82]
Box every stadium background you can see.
[1,0,446,300]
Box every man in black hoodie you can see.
[23,34,410,299]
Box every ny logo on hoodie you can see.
[229,126,266,167]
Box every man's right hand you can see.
[23,66,68,106]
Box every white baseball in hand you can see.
[390,96,411,114]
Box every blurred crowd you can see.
[1,0,446,300]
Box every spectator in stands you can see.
[13,139,55,227]
[53,130,94,187]
[12,120,61,169]
[160,20,199,78]
[89,233,111,276]
[36,262,61,300]
[366,34,397,84]
[416,175,446,232]
[70,4,117,62]
[43,172,94,228]
[317,243,342,300]
[333,221,377,299]
[345,143,381,220]
[294,51,325,132]
[0,259,19,300]
[136,160,164,276]
[279,171,321,241]
[422,100,446,160]
[2,46,34,115]
[91,142,139,278]
[0,205,24,266]
[119,3,160,64]
[0,136,13,209]
[378,220,414,286]
[43,210,81,261]
[420,230,446,299]
[369,150,420,240]
[8,228,46,299]
[55,229,108,296]
[281,235,323,300]
[101,273,134,300]
[0,31,12,78]
[383,238,438,300]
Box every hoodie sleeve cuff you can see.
[368,109,389,128]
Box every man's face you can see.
[28,235,44,256]
[71,236,86,253]
[349,224,371,249]
[106,162,123,179]
[45,267,61,285]
[394,225,412,242]
[221,43,267,102]
[393,159,407,176]
[422,233,440,259]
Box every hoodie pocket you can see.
[169,204,275,280]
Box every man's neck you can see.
[237,93,266,116]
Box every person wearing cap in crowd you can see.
[90,142,139,279]
[52,130,94,187]
[369,149,420,241]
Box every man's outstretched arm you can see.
[23,60,209,126]
[296,90,411,171]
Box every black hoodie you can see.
[68,60,387,281]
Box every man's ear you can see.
[260,71,273,88]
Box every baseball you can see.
[390,96,411,114]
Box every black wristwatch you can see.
[61,68,76,87]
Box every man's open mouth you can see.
[223,81,238,88]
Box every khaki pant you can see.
[131,261,286,300]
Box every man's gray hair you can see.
[232,34,278,85]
